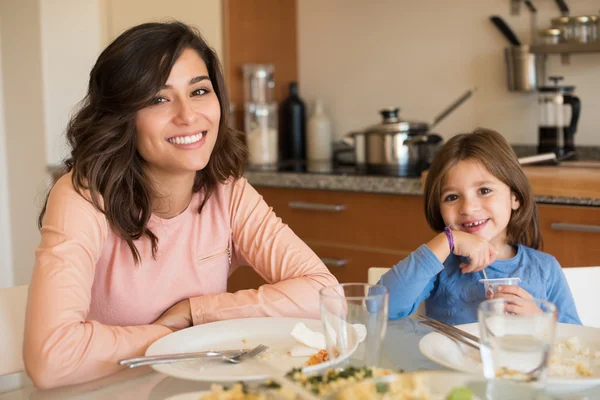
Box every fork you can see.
[416,315,480,350]
[122,344,269,368]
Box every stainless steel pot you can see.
[341,89,474,177]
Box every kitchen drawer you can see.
[538,204,600,267]
[307,242,404,283]
[256,187,434,252]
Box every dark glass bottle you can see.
[279,82,306,164]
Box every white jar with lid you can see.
[306,100,332,161]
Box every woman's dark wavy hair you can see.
[38,21,248,263]
[424,128,541,250]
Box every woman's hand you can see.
[152,299,193,332]
[452,231,498,274]
[493,286,543,316]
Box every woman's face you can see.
[135,48,221,178]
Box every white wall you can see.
[298,0,600,146]
[0,0,48,286]
[0,16,13,289]
[105,0,223,58]
[40,0,103,165]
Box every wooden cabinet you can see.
[538,204,600,267]
[227,186,600,291]
[227,187,434,291]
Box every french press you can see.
[537,76,581,158]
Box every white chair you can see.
[0,285,28,392]
[368,267,425,317]
[562,266,600,328]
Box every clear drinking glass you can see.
[319,283,389,368]
[478,298,557,389]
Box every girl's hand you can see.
[493,286,543,316]
[452,231,498,274]
[152,299,193,332]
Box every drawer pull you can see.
[288,201,345,212]
[550,222,600,233]
[320,257,347,267]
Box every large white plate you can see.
[163,371,551,400]
[146,317,356,382]
[419,322,600,393]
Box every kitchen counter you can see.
[244,163,600,207]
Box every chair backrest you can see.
[367,267,391,286]
[0,285,28,376]
[562,267,600,328]
[367,267,425,317]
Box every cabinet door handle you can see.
[288,201,345,212]
[320,257,347,267]
[550,222,600,233]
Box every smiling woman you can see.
[23,21,337,389]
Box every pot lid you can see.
[363,107,429,135]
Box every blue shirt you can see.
[380,244,581,325]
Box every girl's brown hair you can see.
[424,128,541,249]
[38,21,248,263]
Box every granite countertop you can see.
[244,168,600,207]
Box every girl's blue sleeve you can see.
[379,244,444,319]
[546,257,582,325]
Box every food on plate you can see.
[199,383,294,400]
[444,387,474,400]
[286,366,395,396]
[288,321,366,366]
[549,336,599,378]
[306,349,329,366]
[200,367,474,400]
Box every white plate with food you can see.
[418,322,600,392]
[146,317,357,382]
[164,370,552,400]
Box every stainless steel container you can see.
[505,45,545,92]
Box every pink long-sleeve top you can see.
[24,173,338,388]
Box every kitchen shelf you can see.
[531,42,600,54]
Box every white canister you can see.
[306,100,333,161]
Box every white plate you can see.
[163,372,549,400]
[146,317,356,382]
[419,322,600,393]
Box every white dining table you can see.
[1,318,599,400]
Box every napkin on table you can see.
[289,322,367,357]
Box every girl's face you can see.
[440,160,520,248]
[135,48,221,179]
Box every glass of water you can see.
[478,298,557,388]
[320,283,389,367]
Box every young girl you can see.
[380,129,580,325]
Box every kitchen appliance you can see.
[537,76,581,158]
[242,64,279,170]
[338,89,475,177]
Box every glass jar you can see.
[552,15,598,43]
[244,102,278,169]
[538,28,561,45]
[241,64,275,104]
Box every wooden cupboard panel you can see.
[538,204,600,267]
[255,187,435,252]
[306,242,404,284]
[223,0,297,130]
[227,265,267,292]
[226,244,403,292]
